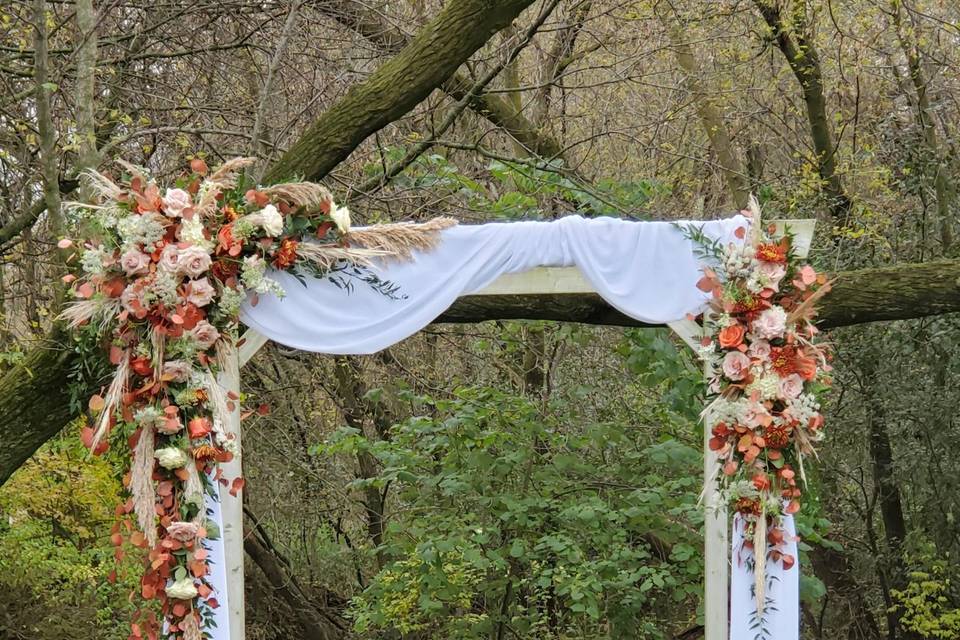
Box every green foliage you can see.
[0,431,136,639]
[329,385,706,639]
[891,555,960,639]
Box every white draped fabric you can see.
[730,514,800,639]
[205,213,800,640]
[239,214,747,354]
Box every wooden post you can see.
[218,344,245,640]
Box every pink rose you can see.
[722,350,751,381]
[178,245,212,278]
[743,402,771,428]
[162,360,193,382]
[748,339,771,360]
[161,188,193,218]
[752,307,788,340]
[166,521,200,543]
[778,373,804,400]
[156,414,184,435]
[158,244,181,272]
[185,277,216,307]
[190,321,220,349]
[120,250,151,276]
[758,261,787,291]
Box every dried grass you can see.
[89,354,129,452]
[207,157,256,189]
[262,182,332,208]
[131,426,157,547]
[344,216,457,261]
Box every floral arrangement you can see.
[59,156,455,639]
[693,198,831,616]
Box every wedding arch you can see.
[62,158,823,640]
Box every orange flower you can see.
[763,422,792,449]
[755,238,790,264]
[272,238,299,270]
[718,324,746,349]
[770,345,818,381]
[216,224,242,257]
[188,417,212,439]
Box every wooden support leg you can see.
[703,415,729,640]
[219,345,245,640]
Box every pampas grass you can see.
[131,426,157,547]
[295,244,395,270]
[208,157,256,189]
[89,353,129,452]
[59,297,122,331]
[79,168,124,201]
[262,182,332,209]
[345,217,457,261]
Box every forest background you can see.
[1,0,959,638]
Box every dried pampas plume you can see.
[115,158,151,184]
[131,426,158,547]
[88,353,130,452]
[345,217,458,261]
[295,244,395,271]
[207,157,257,189]
[180,611,203,640]
[59,297,122,332]
[79,169,124,202]
[262,182,332,209]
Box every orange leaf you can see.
[89,394,106,413]
[229,476,245,497]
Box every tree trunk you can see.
[264,0,537,182]
[754,0,852,219]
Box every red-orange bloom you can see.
[216,224,242,257]
[770,345,818,381]
[272,238,299,270]
[755,238,790,264]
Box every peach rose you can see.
[759,261,787,291]
[158,244,181,272]
[748,339,771,360]
[162,360,193,383]
[718,324,746,349]
[722,350,751,381]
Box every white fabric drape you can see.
[224,213,800,639]
[730,514,800,639]
[240,214,749,353]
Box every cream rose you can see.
[778,373,804,400]
[178,245,212,278]
[166,577,198,600]
[259,204,284,237]
[721,350,751,381]
[155,446,189,469]
[120,250,151,276]
[161,188,193,218]
[189,321,220,349]
[752,306,788,341]
[185,277,216,307]
[330,203,351,234]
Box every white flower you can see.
[746,373,781,401]
[80,246,110,275]
[752,306,788,340]
[161,188,193,218]
[166,577,198,600]
[259,204,284,237]
[117,212,166,252]
[120,250,151,276]
[330,203,351,234]
[218,286,247,318]
[155,447,189,470]
[178,214,214,250]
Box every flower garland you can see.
[693,199,831,617]
[60,157,455,639]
